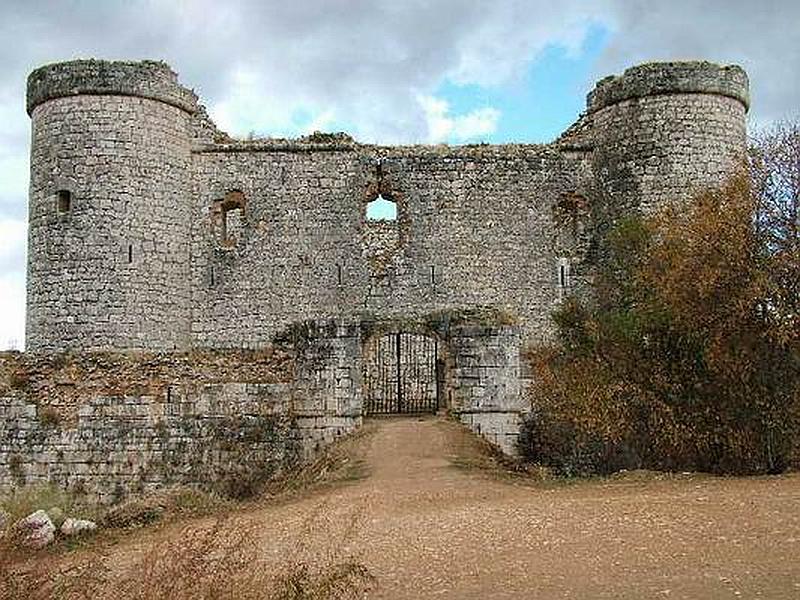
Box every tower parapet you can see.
[27,59,198,116]
[587,61,749,114]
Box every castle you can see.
[25,59,748,353]
[0,60,750,501]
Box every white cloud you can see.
[0,271,25,351]
[303,109,336,136]
[0,0,799,349]
[0,218,27,349]
[597,1,800,124]
[447,2,605,87]
[418,95,501,143]
[0,218,27,263]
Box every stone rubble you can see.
[14,510,56,549]
[60,518,97,537]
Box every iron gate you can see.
[363,332,440,415]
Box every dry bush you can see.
[38,407,61,428]
[0,535,109,600]
[271,560,373,600]
[101,496,165,529]
[523,126,800,475]
[112,502,373,599]
[113,517,254,599]
[267,500,374,600]
[7,368,30,390]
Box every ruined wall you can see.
[25,59,748,353]
[194,143,586,348]
[1,313,527,499]
[0,319,362,502]
[0,387,299,503]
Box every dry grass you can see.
[260,423,374,502]
[1,508,374,600]
[0,432,377,600]
[0,536,109,600]
[0,483,98,528]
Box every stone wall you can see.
[448,324,524,456]
[1,312,528,500]
[0,319,362,502]
[586,62,749,215]
[0,387,299,503]
[193,144,586,349]
[25,59,748,354]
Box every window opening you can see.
[365,194,397,221]
[218,190,246,246]
[127,244,133,264]
[337,264,343,285]
[558,259,570,289]
[56,190,71,213]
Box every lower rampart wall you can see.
[0,319,362,503]
[1,313,526,503]
[447,324,524,455]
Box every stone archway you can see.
[362,331,442,415]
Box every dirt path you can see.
[106,417,800,598]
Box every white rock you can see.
[15,510,55,548]
[60,518,97,537]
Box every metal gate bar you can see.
[364,332,438,415]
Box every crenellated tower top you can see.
[587,61,750,114]
[26,59,198,116]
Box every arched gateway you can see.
[363,332,443,414]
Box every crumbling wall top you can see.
[26,59,199,116]
[587,61,749,113]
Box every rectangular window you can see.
[558,259,570,290]
[56,190,71,213]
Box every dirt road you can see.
[109,417,800,598]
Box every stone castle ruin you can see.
[1,59,749,501]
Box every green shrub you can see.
[7,369,30,390]
[38,407,61,428]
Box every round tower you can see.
[588,61,749,213]
[26,60,197,351]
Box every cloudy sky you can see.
[1,0,798,349]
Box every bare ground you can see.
[65,417,800,598]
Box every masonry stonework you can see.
[25,59,749,354]
[4,59,749,493]
[1,313,522,500]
